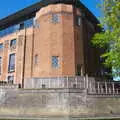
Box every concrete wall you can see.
[0,88,120,119]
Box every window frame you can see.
[51,14,60,24]
[19,23,24,30]
[0,43,3,50]
[52,56,59,69]
[10,39,16,48]
[0,57,2,75]
[8,53,16,73]
[34,54,38,65]
[76,16,81,26]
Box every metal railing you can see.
[0,75,120,95]
[87,81,120,95]
[25,76,86,89]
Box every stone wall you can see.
[0,88,120,119]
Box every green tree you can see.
[92,0,120,77]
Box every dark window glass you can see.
[0,57,2,75]
[76,16,81,26]
[10,39,16,47]
[8,54,15,72]
[34,20,40,28]
[34,55,38,65]
[0,43,3,50]
[24,18,34,28]
[52,56,59,68]
[0,18,34,38]
[19,23,24,30]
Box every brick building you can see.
[0,0,103,87]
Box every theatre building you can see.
[0,0,103,87]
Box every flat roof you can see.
[0,0,100,31]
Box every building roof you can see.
[0,0,100,31]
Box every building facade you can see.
[0,0,102,87]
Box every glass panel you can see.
[78,17,81,26]
[24,18,34,28]
[34,55,38,64]
[9,54,15,72]
[76,16,81,26]
[0,43,3,49]
[52,56,59,68]
[19,23,24,30]
[0,57,2,75]
[52,14,60,23]
[10,39,16,47]
[0,17,34,37]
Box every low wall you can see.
[0,88,120,119]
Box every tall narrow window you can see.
[0,43,3,49]
[34,54,38,65]
[8,53,15,72]
[19,23,24,30]
[0,57,2,75]
[52,56,59,68]
[34,19,40,28]
[51,14,60,24]
[76,16,81,26]
[10,39,16,50]
[10,39,16,47]
[0,43,3,52]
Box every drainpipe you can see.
[31,23,35,78]
[22,27,27,88]
[73,0,77,76]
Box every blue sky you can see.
[0,0,101,19]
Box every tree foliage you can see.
[92,0,120,77]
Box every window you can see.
[8,76,14,84]
[0,18,34,38]
[51,14,60,23]
[0,43,3,49]
[0,57,2,75]
[34,55,38,65]
[52,56,59,68]
[8,54,15,72]
[0,43,3,51]
[25,18,34,28]
[19,23,24,30]
[76,16,81,26]
[34,19,40,28]
[10,39,16,48]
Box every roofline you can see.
[0,0,100,30]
